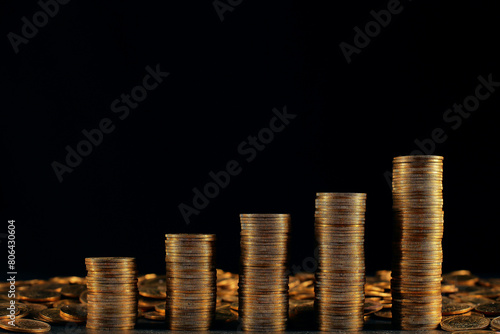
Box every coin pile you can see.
[239,214,290,331]
[391,155,444,330]
[165,234,216,330]
[314,192,367,331]
[85,257,138,330]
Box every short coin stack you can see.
[391,155,444,330]
[85,257,138,330]
[165,234,216,331]
[239,214,290,331]
[314,192,367,331]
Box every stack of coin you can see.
[391,155,444,330]
[314,192,367,331]
[239,214,290,331]
[85,257,138,330]
[165,234,216,331]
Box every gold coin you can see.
[154,303,166,315]
[375,310,392,319]
[24,303,48,318]
[0,303,19,319]
[18,290,61,303]
[39,308,82,323]
[0,319,51,333]
[139,286,166,299]
[491,316,500,330]
[59,304,87,321]
[143,311,165,320]
[440,315,490,332]
[79,290,88,304]
[443,303,475,316]
[475,302,500,316]
[52,299,79,309]
[60,284,86,298]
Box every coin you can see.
[491,316,500,330]
[391,155,444,330]
[85,257,138,330]
[166,234,216,331]
[440,315,490,332]
[23,303,48,318]
[59,304,87,321]
[475,302,500,316]
[0,319,51,333]
[238,214,290,332]
[143,311,165,320]
[60,284,86,298]
[314,193,366,331]
[442,303,475,316]
[18,290,61,303]
[39,308,83,323]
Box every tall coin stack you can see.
[391,155,444,330]
[239,214,290,331]
[165,234,216,331]
[85,257,138,330]
[314,192,367,331]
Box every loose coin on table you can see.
[0,318,51,333]
[440,315,490,332]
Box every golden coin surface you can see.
[18,290,61,303]
[443,302,475,316]
[24,304,48,318]
[143,311,165,320]
[39,308,83,323]
[154,303,166,315]
[440,315,490,332]
[475,302,500,316]
[59,304,87,321]
[491,316,500,330]
[0,319,51,333]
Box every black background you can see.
[1,0,499,280]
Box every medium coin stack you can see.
[85,257,138,330]
[239,214,290,331]
[314,192,367,331]
[391,155,444,330]
[165,234,216,331]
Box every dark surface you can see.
[0,0,499,279]
[37,318,444,333]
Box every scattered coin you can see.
[475,302,500,316]
[39,308,82,323]
[443,303,475,316]
[154,303,166,315]
[24,303,48,318]
[491,316,500,330]
[79,290,88,304]
[59,304,87,321]
[375,310,392,319]
[18,290,61,303]
[143,311,165,321]
[0,318,51,333]
[61,284,86,299]
[440,315,490,332]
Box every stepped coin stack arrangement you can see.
[314,192,367,331]
[238,214,291,331]
[165,234,217,330]
[391,155,444,330]
[85,257,138,330]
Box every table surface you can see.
[36,318,446,333]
